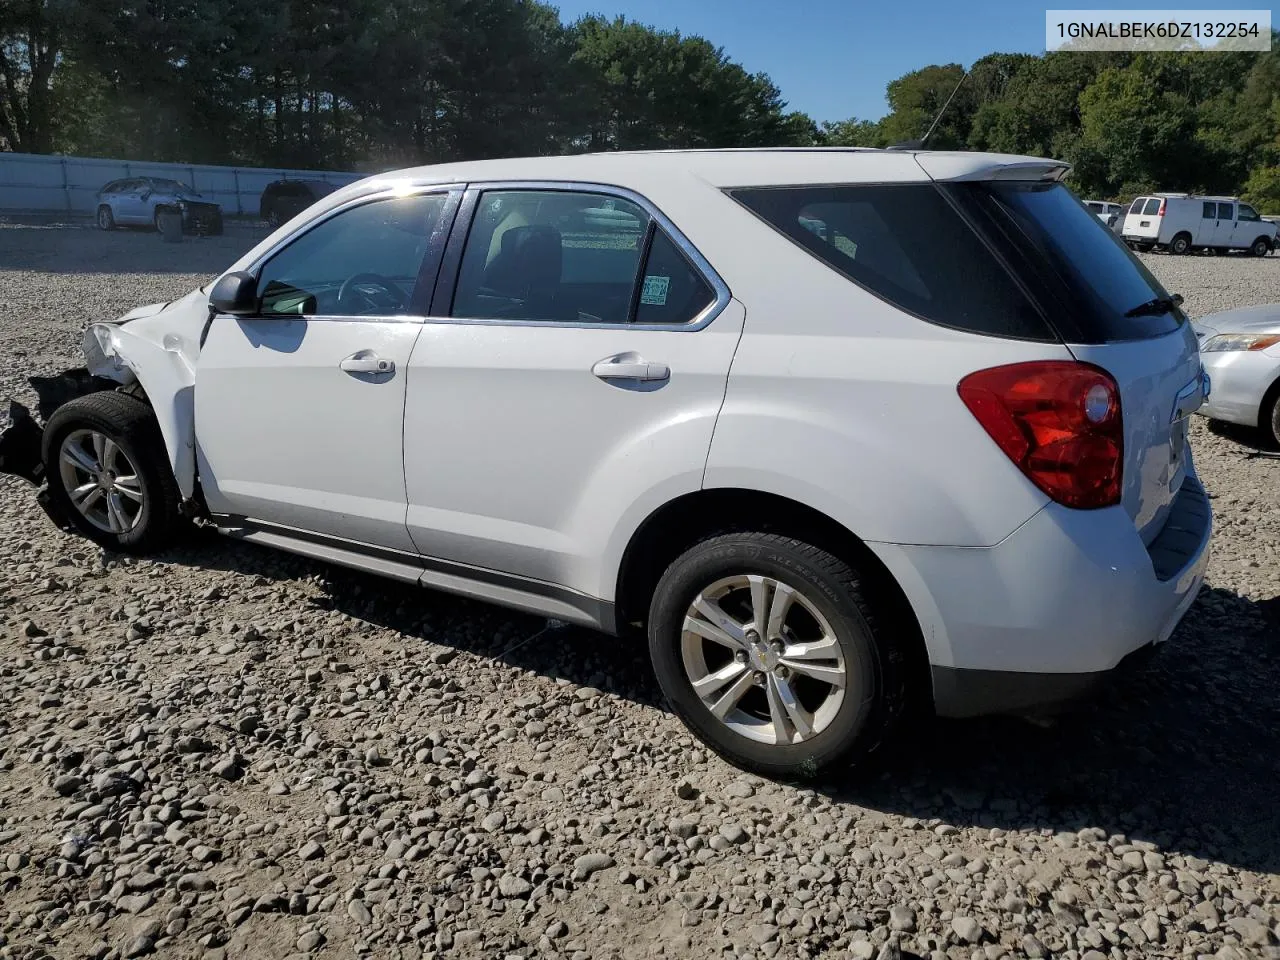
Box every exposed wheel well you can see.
[615,488,932,704]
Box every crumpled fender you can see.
[82,321,199,498]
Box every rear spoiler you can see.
[914,153,1071,183]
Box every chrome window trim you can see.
[430,180,731,332]
[231,184,462,326]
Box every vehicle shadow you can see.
[160,531,1280,876]
[1206,417,1280,457]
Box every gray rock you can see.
[347,899,372,925]
[952,916,983,943]
[211,757,242,781]
[1021,934,1049,958]
[889,904,915,932]
[297,931,324,952]
[572,853,614,880]
[116,894,154,914]
[499,873,533,897]
[53,774,83,796]
[298,840,324,861]
[718,824,749,845]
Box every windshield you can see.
[951,181,1184,343]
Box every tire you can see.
[266,207,282,229]
[1250,236,1272,257]
[97,205,115,231]
[647,532,906,779]
[42,392,183,553]
[1262,382,1280,449]
[1170,233,1192,255]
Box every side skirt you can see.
[213,516,616,633]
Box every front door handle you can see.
[592,355,670,382]
[339,351,394,375]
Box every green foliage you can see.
[1243,165,1280,213]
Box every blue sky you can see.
[551,0,1259,122]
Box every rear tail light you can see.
[1157,199,1167,216]
[958,361,1123,509]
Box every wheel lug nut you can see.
[770,641,784,654]
[734,651,748,664]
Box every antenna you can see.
[887,68,969,151]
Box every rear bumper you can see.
[931,642,1158,718]
[870,475,1212,718]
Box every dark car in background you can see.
[96,178,223,235]
[259,179,340,227]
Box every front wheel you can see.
[1251,236,1272,257]
[647,533,906,779]
[97,205,115,231]
[42,392,183,553]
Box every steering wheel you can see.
[337,273,405,314]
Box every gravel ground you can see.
[1,223,1279,960]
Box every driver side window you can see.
[256,193,447,318]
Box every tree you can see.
[0,0,65,152]
[1243,165,1280,212]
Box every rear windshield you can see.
[953,181,1184,342]
[730,184,1054,341]
[1143,198,1162,215]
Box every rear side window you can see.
[1143,198,1162,215]
[731,184,1053,341]
[1217,202,1235,220]
[450,189,717,325]
[1203,202,1217,219]
[955,181,1184,343]
[634,229,715,325]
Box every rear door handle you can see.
[592,355,670,382]
[339,351,394,375]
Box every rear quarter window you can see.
[730,184,1054,341]
[954,181,1185,343]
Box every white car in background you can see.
[1085,200,1124,231]
[1194,305,1280,446]
[1122,193,1275,255]
[0,148,1213,778]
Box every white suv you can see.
[1,149,1213,778]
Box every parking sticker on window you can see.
[641,275,670,305]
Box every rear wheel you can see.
[1170,232,1192,255]
[647,532,906,779]
[1250,236,1272,257]
[97,205,115,231]
[42,392,183,553]
[1137,242,1154,253]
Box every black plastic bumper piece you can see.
[0,399,45,485]
[932,643,1158,719]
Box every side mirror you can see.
[209,271,259,316]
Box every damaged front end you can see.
[2,287,208,529]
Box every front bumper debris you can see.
[1,369,120,530]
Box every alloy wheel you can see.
[680,574,847,745]
[58,429,145,535]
